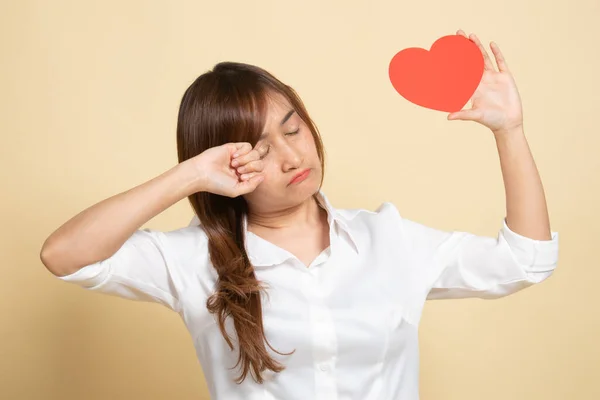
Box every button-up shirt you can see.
[57,190,559,399]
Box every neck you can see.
[247,194,325,232]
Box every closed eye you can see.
[260,128,300,159]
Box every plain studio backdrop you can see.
[1,0,598,399]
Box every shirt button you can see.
[319,363,329,372]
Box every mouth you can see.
[288,168,311,185]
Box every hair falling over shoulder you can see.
[175,61,326,384]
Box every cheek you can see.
[301,130,318,153]
[256,163,275,185]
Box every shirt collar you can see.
[245,189,360,268]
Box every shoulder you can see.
[159,224,210,269]
[162,224,208,246]
[335,201,401,221]
[334,200,402,223]
[334,201,404,236]
[336,201,449,241]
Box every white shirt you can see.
[57,190,559,400]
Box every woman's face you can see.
[242,92,322,213]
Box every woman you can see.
[40,31,559,400]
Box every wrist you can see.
[176,160,207,196]
[492,123,524,139]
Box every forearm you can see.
[494,126,552,240]
[40,161,201,276]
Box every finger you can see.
[456,29,468,38]
[231,147,260,167]
[236,159,264,174]
[490,41,509,73]
[447,108,483,122]
[239,171,261,181]
[235,174,265,194]
[255,143,269,159]
[231,142,253,158]
[469,33,494,71]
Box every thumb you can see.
[448,109,482,121]
[229,142,252,157]
[234,174,265,195]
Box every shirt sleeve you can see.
[56,228,185,312]
[399,216,560,300]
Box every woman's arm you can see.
[40,161,200,277]
[445,31,552,240]
[494,126,552,240]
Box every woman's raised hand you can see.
[190,142,266,197]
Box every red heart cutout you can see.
[389,35,484,113]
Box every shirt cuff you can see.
[57,261,111,289]
[501,217,559,272]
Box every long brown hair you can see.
[175,62,326,384]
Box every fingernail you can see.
[231,160,239,167]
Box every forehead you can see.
[264,92,293,120]
[257,93,296,143]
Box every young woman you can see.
[41,31,559,400]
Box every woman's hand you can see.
[448,30,524,136]
[190,142,266,197]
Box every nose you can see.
[280,142,303,172]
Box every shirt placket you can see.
[303,263,339,400]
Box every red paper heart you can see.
[388,35,484,113]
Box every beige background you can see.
[2,0,598,399]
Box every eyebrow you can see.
[259,109,295,140]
